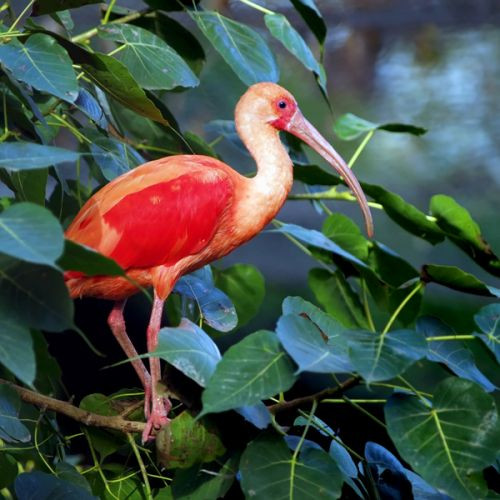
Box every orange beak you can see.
[286,110,374,238]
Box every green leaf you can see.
[277,313,352,373]
[156,411,225,469]
[474,303,500,363]
[277,223,369,269]
[0,384,30,443]
[0,34,78,102]
[322,213,370,261]
[282,296,352,372]
[155,319,221,387]
[264,13,326,92]
[15,471,98,500]
[430,195,500,277]
[86,128,144,180]
[32,330,62,395]
[200,330,296,415]
[0,202,64,267]
[171,456,237,500]
[32,0,100,15]
[417,316,496,392]
[10,168,49,205]
[289,0,326,45]
[58,240,125,277]
[214,264,265,328]
[98,24,198,90]
[240,433,343,499]
[333,113,426,141]
[0,142,80,170]
[422,264,500,297]
[385,377,500,499]
[0,453,18,489]
[362,183,444,245]
[0,255,73,332]
[193,11,279,85]
[174,267,237,332]
[349,329,427,382]
[0,319,35,386]
[308,268,369,329]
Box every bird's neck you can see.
[233,115,294,238]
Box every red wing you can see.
[67,169,234,270]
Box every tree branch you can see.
[268,376,361,415]
[0,379,145,434]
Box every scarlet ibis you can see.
[65,82,373,442]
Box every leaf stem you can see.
[361,279,376,332]
[381,281,423,334]
[342,396,386,428]
[71,9,149,44]
[426,335,475,341]
[288,189,383,209]
[322,399,387,404]
[348,130,374,168]
[7,0,34,33]
[126,433,152,498]
[239,0,275,15]
[102,0,117,25]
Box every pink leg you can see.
[142,291,171,442]
[107,301,151,405]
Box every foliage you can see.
[0,1,499,499]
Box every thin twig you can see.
[0,379,145,434]
[268,376,360,414]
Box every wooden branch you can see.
[0,379,145,434]
[268,376,361,415]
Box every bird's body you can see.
[65,83,373,442]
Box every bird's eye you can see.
[278,100,287,109]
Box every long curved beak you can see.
[286,110,374,238]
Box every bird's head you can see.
[236,82,374,238]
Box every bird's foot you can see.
[142,393,172,443]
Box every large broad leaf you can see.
[15,471,97,500]
[277,223,369,269]
[0,202,64,267]
[0,319,35,387]
[289,0,326,45]
[53,35,169,125]
[349,329,427,383]
[322,213,370,261]
[0,34,78,102]
[282,296,353,372]
[174,268,237,332]
[32,0,100,15]
[308,268,369,329]
[214,264,265,328]
[240,433,343,499]
[58,240,125,277]
[365,442,449,499]
[193,11,279,85]
[98,23,198,90]
[0,255,73,332]
[430,195,500,277]
[362,183,444,245]
[277,313,352,373]
[473,303,500,363]
[422,264,500,297]
[0,385,31,443]
[0,142,79,170]
[264,13,326,92]
[385,377,500,499]
[200,330,296,416]
[171,456,237,500]
[156,411,225,469]
[417,316,496,392]
[155,319,221,387]
[333,113,426,141]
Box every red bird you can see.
[65,83,373,442]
